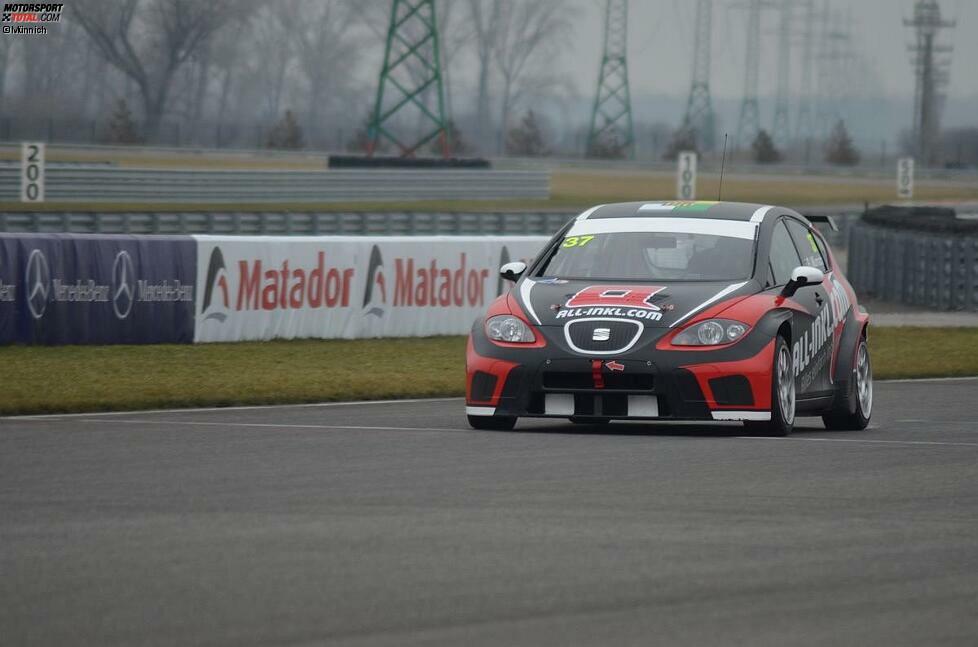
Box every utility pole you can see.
[367,0,450,158]
[587,0,634,159]
[680,0,715,152]
[771,0,793,150]
[905,0,954,166]
[735,0,764,151]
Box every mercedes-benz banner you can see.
[0,234,197,344]
[193,235,548,343]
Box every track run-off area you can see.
[2,377,978,646]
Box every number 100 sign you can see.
[677,151,697,200]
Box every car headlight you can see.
[672,319,749,346]
[486,315,536,343]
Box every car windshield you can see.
[537,231,755,281]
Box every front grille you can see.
[543,371,653,391]
[565,319,642,353]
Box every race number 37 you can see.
[21,142,45,203]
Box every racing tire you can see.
[743,335,795,437]
[569,417,611,425]
[822,337,872,431]
[467,415,517,431]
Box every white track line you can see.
[77,418,470,433]
[878,376,978,384]
[738,436,978,448]
[6,397,464,420]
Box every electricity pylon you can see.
[905,0,954,166]
[587,0,634,158]
[771,0,793,149]
[367,0,449,158]
[794,0,816,143]
[735,0,763,151]
[680,0,716,152]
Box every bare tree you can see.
[491,0,570,154]
[73,0,248,140]
[468,0,502,152]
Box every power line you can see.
[680,0,716,152]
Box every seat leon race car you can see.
[465,201,872,436]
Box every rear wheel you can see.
[744,335,795,437]
[467,414,517,431]
[822,338,872,431]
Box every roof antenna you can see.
[717,133,728,201]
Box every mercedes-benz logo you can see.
[25,249,49,320]
[112,250,135,320]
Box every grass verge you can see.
[1,327,976,416]
[2,171,977,214]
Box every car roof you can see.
[579,201,778,222]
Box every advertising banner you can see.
[193,235,548,342]
[0,234,196,344]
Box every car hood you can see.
[516,277,760,329]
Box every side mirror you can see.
[782,266,824,297]
[499,261,527,283]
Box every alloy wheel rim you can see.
[777,344,795,425]
[856,342,873,416]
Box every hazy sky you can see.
[564,0,976,101]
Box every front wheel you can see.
[744,335,795,437]
[822,338,872,431]
[467,414,517,431]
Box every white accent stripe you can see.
[669,281,750,328]
[518,279,541,324]
[750,205,774,223]
[575,204,606,221]
[567,217,757,240]
[465,406,496,416]
[712,411,771,421]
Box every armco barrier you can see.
[0,233,549,344]
[0,234,196,344]
[0,210,577,237]
[0,167,550,203]
[193,235,548,342]
[847,207,978,311]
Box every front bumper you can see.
[466,329,775,422]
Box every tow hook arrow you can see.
[605,360,625,372]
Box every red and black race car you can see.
[466,201,872,436]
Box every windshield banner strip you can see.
[567,217,758,240]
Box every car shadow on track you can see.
[504,419,842,438]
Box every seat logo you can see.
[25,248,49,320]
[592,327,611,341]
[112,251,135,319]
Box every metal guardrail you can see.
[0,211,577,236]
[0,207,858,240]
[848,220,978,311]
[0,167,550,203]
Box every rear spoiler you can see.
[805,214,839,231]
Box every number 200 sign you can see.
[677,151,697,200]
[21,142,45,203]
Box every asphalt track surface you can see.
[3,379,978,646]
